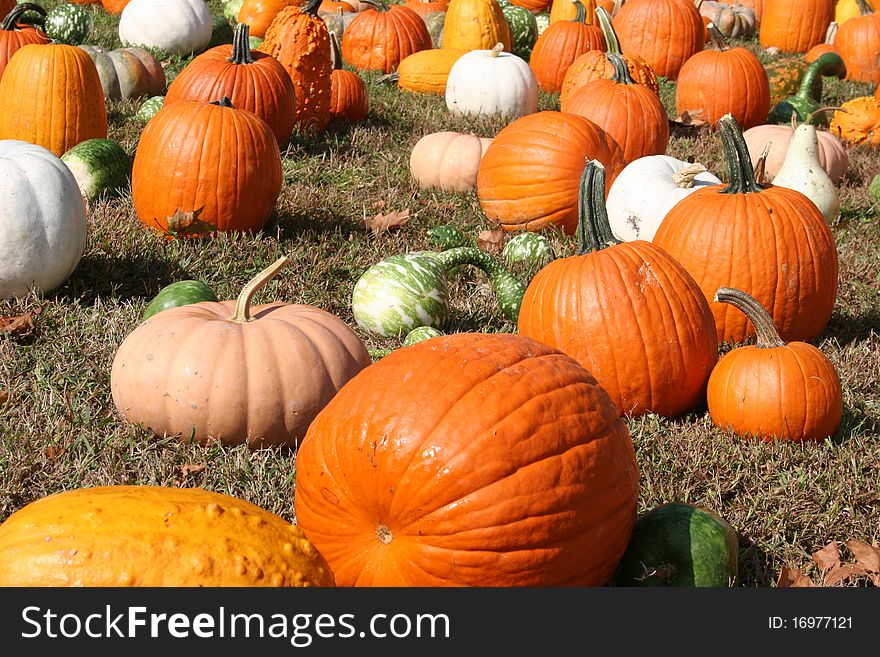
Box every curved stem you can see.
[595,5,621,55]
[718,114,763,195]
[229,23,254,65]
[571,0,587,24]
[713,288,785,348]
[490,42,504,57]
[302,0,325,16]
[2,3,47,31]
[210,96,235,108]
[707,22,730,52]
[856,0,873,16]
[607,52,635,85]
[231,257,290,323]
[806,106,845,124]
[329,31,342,70]
[426,225,473,250]
[671,163,708,188]
[577,160,621,254]
[799,51,846,98]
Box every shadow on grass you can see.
[832,405,880,445]
[271,208,366,243]
[738,532,776,587]
[822,308,880,347]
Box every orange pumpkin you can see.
[165,23,297,147]
[830,95,880,144]
[562,53,669,162]
[530,1,606,92]
[675,22,771,130]
[101,0,132,13]
[320,0,355,11]
[0,3,49,81]
[341,0,432,73]
[238,0,299,38]
[652,114,839,345]
[259,0,333,134]
[706,287,843,442]
[550,0,596,23]
[759,0,834,53]
[0,0,15,14]
[476,111,627,234]
[508,0,551,11]
[612,0,704,80]
[396,47,467,94]
[834,0,880,83]
[293,332,639,586]
[329,32,368,120]
[403,0,448,15]
[805,20,839,61]
[131,97,283,237]
[518,161,719,418]
[0,42,107,157]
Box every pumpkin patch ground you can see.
[0,0,878,589]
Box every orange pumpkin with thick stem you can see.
[518,161,719,418]
[759,0,834,53]
[612,0,704,80]
[131,97,282,237]
[476,111,627,234]
[238,0,299,38]
[259,0,333,135]
[0,42,107,157]
[341,0,431,74]
[529,1,605,92]
[652,114,839,345]
[165,22,297,147]
[293,331,640,587]
[562,53,668,162]
[706,287,843,442]
[675,22,771,131]
[834,0,880,83]
[329,32,368,120]
[0,3,49,81]
[560,6,658,105]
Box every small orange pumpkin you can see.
[834,0,880,83]
[341,0,432,73]
[101,0,132,13]
[530,0,605,92]
[329,32,368,120]
[830,95,880,144]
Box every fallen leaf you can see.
[0,390,7,406]
[365,208,410,234]
[179,463,206,478]
[45,445,65,460]
[476,229,505,254]
[846,539,880,573]
[812,541,840,572]
[824,562,870,587]
[0,307,42,337]
[163,208,216,238]
[777,565,816,588]
[671,109,706,127]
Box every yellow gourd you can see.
[836,0,874,25]
[441,0,512,51]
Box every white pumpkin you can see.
[119,0,213,57]
[771,123,840,224]
[607,155,722,243]
[445,44,538,119]
[409,131,494,192]
[0,140,87,299]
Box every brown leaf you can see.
[179,463,206,478]
[0,390,7,406]
[671,109,706,126]
[163,208,216,237]
[812,541,841,572]
[777,565,816,588]
[45,445,65,460]
[846,539,880,573]
[0,307,42,337]
[824,562,870,587]
[476,229,505,254]
[365,208,410,234]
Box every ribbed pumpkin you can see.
[0,486,335,587]
[396,47,467,94]
[131,97,282,236]
[410,130,493,192]
[341,0,431,73]
[722,0,762,24]
[0,42,107,157]
[293,332,639,587]
[518,161,718,418]
[476,110,627,233]
[529,0,605,92]
[165,23,297,147]
[706,287,843,442]
[404,0,450,14]
[0,3,49,80]
[112,257,371,448]
[238,0,298,37]
[102,0,132,13]
[612,0,704,80]
[562,53,669,162]
[834,0,880,83]
[550,0,595,22]
[258,0,333,135]
[652,114,839,345]
[560,6,658,106]
[759,0,834,53]
[441,0,512,51]
[329,32,368,120]
[510,0,551,10]
[675,22,771,130]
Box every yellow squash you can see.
[397,48,468,94]
[441,0,512,51]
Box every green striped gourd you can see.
[61,138,131,202]
[142,280,219,321]
[44,3,93,45]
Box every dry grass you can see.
[0,1,878,587]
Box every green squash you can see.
[142,280,219,322]
[44,3,93,45]
[614,503,740,587]
[402,325,444,345]
[61,138,132,202]
[502,232,555,270]
[134,95,165,123]
[498,0,537,60]
[768,52,846,126]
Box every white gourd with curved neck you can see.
[771,123,840,224]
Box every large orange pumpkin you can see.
[518,161,719,418]
[341,0,432,74]
[0,42,107,157]
[0,3,49,81]
[293,332,640,586]
[0,0,15,15]
[238,0,299,38]
[759,0,834,53]
[612,0,704,80]
[165,22,297,147]
[834,0,880,83]
[652,114,839,345]
[131,97,283,237]
[529,0,606,92]
[476,110,627,234]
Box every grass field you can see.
[0,1,878,587]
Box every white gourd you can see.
[771,123,841,224]
[119,0,213,57]
[445,43,538,119]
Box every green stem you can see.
[595,5,621,55]
[229,23,254,65]
[717,115,763,195]
[230,257,290,323]
[2,3,46,31]
[707,22,730,52]
[302,0,324,16]
[607,52,635,85]
[571,0,587,23]
[435,247,526,323]
[856,0,873,15]
[577,161,621,254]
[713,288,785,348]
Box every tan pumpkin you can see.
[697,0,757,38]
[743,123,849,183]
[110,257,372,449]
[410,131,493,191]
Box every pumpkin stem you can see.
[571,0,587,24]
[360,0,390,11]
[231,256,290,323]
[707,22,730,52]
[595,6,622,55]
[2,3,46,31]
[824,21,838,45]
[490,42,504,57]
[607,52,635,85]
[856,0,873,16]
[302,0,325,16]
[577,160,621,255]
[671,163,708,188]
[210,96,235,108]
[713,287,785,348]
[329,32,342,70]
[717,114,764,195]
[806,106,845,125]
[229,23,255,65]
[753,143,771,185]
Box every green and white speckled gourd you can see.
[367,325,446,360]
[427,225,555,274]
[44,3,93,45]
[498,0,538,60]
[351,247,526,338]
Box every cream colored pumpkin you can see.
[743,124,849,184]
[445,44,538,119]
[119,0,213,56]
[697,0,757,39]
[410,131,494,192]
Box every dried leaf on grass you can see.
[812,541,841,572]
[0,390,8,406]
[824,562,870,587]
[45,445,65,460]
[477,229,505,254]
[777,565,816,588]
[174,463,207,486]
[365,209,410,234]
[0,307,43,337]
[161,208,216,238]
[671,109,707,127]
